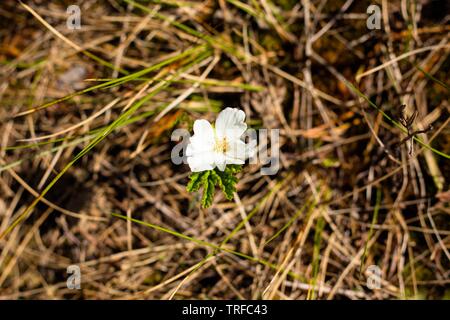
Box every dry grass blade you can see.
[1,0,449,300]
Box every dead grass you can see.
[0,0,449,299]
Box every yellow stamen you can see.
[214,137,228,153]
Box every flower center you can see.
[214,137,228,153]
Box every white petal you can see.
[187,152,215,172]
[215,108,247,140]
[225,139,247,163]
[186,135,214,155]
[193,119,214,135]
[186,119,215,157]
[225,156,245,165]
[186,143,194,156]
[193,119,214,141]
[214,153,227,171]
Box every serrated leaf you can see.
[216,164,242,200]
[186,171,206,192]
[201,171,215,208]
[226,164,243,174]
[187,164,243,208]
[215,169,237,200]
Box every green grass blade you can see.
[343,79,450,159]
[112,213,305,281]
[265,197,316,245]
[0,48,211,239]
[15,45,206,117]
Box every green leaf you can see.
[186,164,243,208]
[186,171,207,192]
[201,171,215,208]
[214,166,239,200]
[225,164,243,174]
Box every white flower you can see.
[186,108,253,172]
